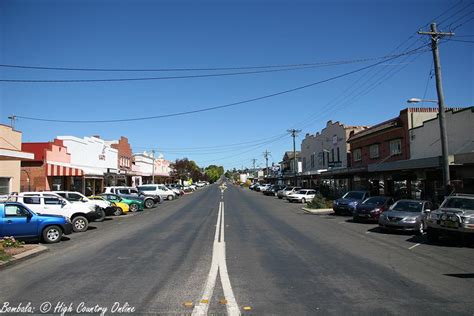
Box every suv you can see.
[137,184,176,201]
[103,186,161,208]
[16,192,100,232]
[426,193,474,243]
[53,191,115,221]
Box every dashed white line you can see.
[408,243,421,250]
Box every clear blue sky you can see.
[1,0,472,170]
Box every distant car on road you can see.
[426,193,474,243]
[353,196,394,222]
[379,199,433,235]
[0,202,72,243]
[333,191,370,215]
[287,189,317,203]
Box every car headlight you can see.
[333,201,338,206]
[370,208,381,213]
[463,217,474,224]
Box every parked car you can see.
[88,196,129,216]
[333,191,370,215]
[0,202,72,243]
[353,196,394,222]
[98,193,145,212]
[103,186,160,208]
[16,192,100,232]
[379,199,433,235]
[426,193,474,243]
[277,186,301,199]
[262,185,275,196]
[249,183,258,190]
[259,184,272,193]
[137,184,176,201]
[287,189,317,203]
[166,184,184,196]
[54,191,116,221]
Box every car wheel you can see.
[416,221,425,236]
[167,195,174,201]
[95,209,106,222]
[129,203,139,212]
[113,207,123,216]
[72,216,88,232]
[42,225,63,243]
[427,228,439,243]
[301,198,306,204]
[353,216,359,223]
[145,199,154,209]
[278,196,282,199]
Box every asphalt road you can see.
[0,182,473,315]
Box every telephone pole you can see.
[263,150,271,180]
[287,129,301,186]
[151,149,155,184]
[418,23,454,197]
[251,158,257,179]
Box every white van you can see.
[137,184,176,201]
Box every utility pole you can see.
[151,149,155,184]
[419,23,454,197]
[287,129,301,186]
[8,115,17,129]
[251,158,257,179]
[263,150,270,181]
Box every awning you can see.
[0,148,34,161]
[46,163,84,177]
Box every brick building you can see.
[107,136,133,186]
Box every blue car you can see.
[333,191,370,215]
[0,202,72,243]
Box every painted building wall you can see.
[0,125,23,193]
[410,107,474,159]
[57,136,118,174]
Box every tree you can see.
[170,158,205,182]
[204,164,225,183]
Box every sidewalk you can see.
[301,207,334,215]
[0,245,48,270]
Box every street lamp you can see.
[407,97,450,196]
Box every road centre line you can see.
[193,200,240,316]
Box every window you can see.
[310,154,315,168]
[302,157,306,170]
[321,152,325,166]
[44,197,61,205]
[68,193,83,202]
[23,196,40,204]
[0,178,10,194]
[353,149,362,162]
[4,205,28,217]
[337,147,340,162]
[331,149,335,162]
[389,139,402,155]
[369,144,379,159]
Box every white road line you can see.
[193,201,240,316]
[409,243,421,250]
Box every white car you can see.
[54,191,114,221]
[259,184,271,192]
[137,184,176,201]
[287,189,317,203]
[16,192,99,232]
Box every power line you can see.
[13,45,429,124]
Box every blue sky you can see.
[1,0,472,170]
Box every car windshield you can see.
[391,201,423,212]
[297,190,307,194]
[343,192,364,200]
[442,197,474,210]
[362,197,387,206]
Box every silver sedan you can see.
[378,199,433,235]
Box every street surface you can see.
[0,182,473,315]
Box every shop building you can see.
[0,125,34,194]
[107,136,133,186]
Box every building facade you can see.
[0,125,34,194]
[107,136,133,186]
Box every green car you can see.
[98,193,144,212]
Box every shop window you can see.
[369,144,380,159]
[353,149,362,162]
[389,139,402,155]
[0,178,10,194]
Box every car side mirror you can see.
[61,200,67,206]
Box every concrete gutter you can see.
[301,207,334,215]
[0,245,48,270]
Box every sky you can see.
[0,0,473,170]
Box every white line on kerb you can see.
[193,201,240,316]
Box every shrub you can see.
[307,193,333,209]
[0,237,24,248]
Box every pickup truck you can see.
[0,202,72,243]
